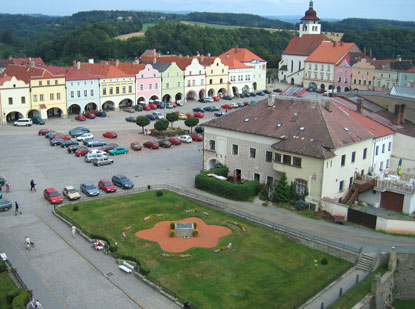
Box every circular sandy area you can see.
[135,217,232,253]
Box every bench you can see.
[118,265,132,273]
[123,261,134,270]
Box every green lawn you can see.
[394,300,415,308]
[0,271,19,308]
[57,190,351,308]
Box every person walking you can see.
[15,201,20,216]
[71,225,77,238]
[25,236,31,250]
[30,179,36,192]
[5,181,10,193]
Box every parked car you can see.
[221,104,232,109]
[32,116,45,125]
[256,91,265,96]
[145,114,157,121]
[244,101,250,106]
[249,92,257,97]
[143,105,151,111]
[61,140,79,148]
[103,131,117,138]
[238,102,245,107]
[222,95,233,100]
[231,103,239,108]
[69,127,89,137]
[84,112,96,119]
[176,100,184,106]
[185,112,195,118]
[75,115,87,121]
[98,179,117,193]
[203,106,214,112]
[204,97,214,102]
[87,149,107,156]
[125,116,137,123]
[14,118,32,126]
[85,152,108,163]
[143,140,159,149]
[108,146,129,155]
[44,130,57,138]
[80,182,100,197]
[60,135,72,141]
[130,141,142,151]
[250,100,257,104]
[178,135,192,143]
[99,143,119,152]
[38,128,50,136]
[191,133,204,141]
[195,126,204,133]
[92,157,114,166]
[62,186,81,200]
[76,133,94,141]
[166,103,174,109]
[149,104,158,110]
[50,138,64,146]
[0,198,12,212]
[123,107,135,113]
[67,144,82,154]
[178,113,187,120]
[85,139,107,147]
[111,174,134,189]
[95,111,107,117]
[152,111,164,119]
[212,105,221,111]
[214,111,227,117]
[241,92,250,98]
[43,187,63,204]
[213,96,220,101]
[75,147,89,157]
[159,140,172,148]
[192,108,204,113]
[167,137,181,145]
[50,133,64,140]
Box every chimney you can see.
[393,104,401,125]
[77,61,81,70]
[356,98,363,113]
[153,49,156,57]
[115,59,119,67]
[135,58,139,64]
[340,41,343,46]
[152,57,157,64]
[235,46,238,53]
[333,42,336,47]
[399,104,406,124]
[363,47,367,58]
[226,54,230,59]
[207,53,211,57]
[267,94,276,107]
[325,100,332,112]
[30,60,35,67]
[397,55,402,62]
[179,54,182,58]
[197,52,200,57]
[369,49,373,59]
[201,55,204,62]
[88,58,94,64]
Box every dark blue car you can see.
[111,174,134,189]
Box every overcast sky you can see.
[3,0,414,21]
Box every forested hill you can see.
[321,18,415,32]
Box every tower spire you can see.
[310,1,314,9]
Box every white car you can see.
[152,111,164,119]
[87,149,106,156]
[231,103,239,108]
[178,135,192,143]
[85,153,108,163]
[14,118,32,126]
[205,97,214,102]
[176,100,184,106]
[76,133,94,141]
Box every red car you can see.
[168,137,181,145]
[221,104,232,109]
[149,104,158,110]
[99,143,118,152]
[51,133,64,139]
[44,187,63,204]
[193,112,204,118]
[213,96,220,101]
[75,147,89,157]
[143,141,159,149]
[185,112,195,118]
[175,110,182,115]
[98,179,117,193]
[38,128,50,135]
[84,112,96,119]
[103,131,117,138]
[244,101,250,106]
[61,135,72,140]
[143,105,151,111]
[191,133,204,141]
[75,115,87,121]
[89,110,99,114]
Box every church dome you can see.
[301,1,320,21]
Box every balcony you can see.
[357,174,415,195]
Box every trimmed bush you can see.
[321,258,328,265]
[156,191,163,197]
[192,229,199,236]
[170,222,175,229]
[0,260,7,273]
[72,205,79,211]
[170,230,176,237]
[193,221,198,228]
[195,167,260,201]
[11,289,30,308]
[6,290,19,304]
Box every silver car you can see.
[80,182,100,197]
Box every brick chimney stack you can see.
[393,104,406,125]
[357,98,363,113]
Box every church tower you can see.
[299,1,321,37]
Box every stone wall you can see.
[394,253,415,300]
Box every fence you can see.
[3,259,33,304]
[54,184,363,308]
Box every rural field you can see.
[57,190,351,308]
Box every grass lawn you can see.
[329,266,387,309]
[0,271,19,308]
[58,190,351,308]
[393,300,415,308]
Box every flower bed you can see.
[185,209,210,216]
[228,221,247,232]
[143,213,164,221]
[160,253,193,259]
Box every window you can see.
[266,176,274,186]
[8,97,13,105]
[201,79,204,85]
[155,83,158,90]
[71,91,74,98]
[254,173,260,181]
[128,86,132,93]
[122,86,126,94]
[40,94,44,101]
[178,82,181,88]
[103,88,107,95]
[39,81,42,86]
[296,179,307,195]
[349,177,353,187]
[55,80,58,85]
[50,93,54,100]
[338,76,342,82]
[115,86,119,94]
[341,154,346,166]
[57,93,61,100]
[220,78,223,84]
[166,83,170,89]
[265,151,272,162]
[187,80,191,87]
[351,151,356,163]
[21,97,25,104]
[375,146,379,155]
[209,79,213,85]
[84,90,87,97]
[249,148,256,159]
[388,142,391,151]
[77,90,81,98]
[209,140,215,151]
[339,180,344,192]
[382,144,385,153]
[283,154,291,165]
[386,159,390,169]
[293,157,302,167]
[192,80,195,86]
[363,148,367,159]
[33,95,37,102]
[149,84,152,90]
[379,161,383,171]
[140,84,144,91]
[47,80,50,86]
[274,153,281,162]
[90,89,94,96]
[109,87,113,95]
[232,144,239,155]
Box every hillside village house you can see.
[0,75,30,124]
[219,53,254,96]
[278,1,327,86]
[202,96,374,206]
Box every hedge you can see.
[0,260,7,273]
[11,289,30,309]
[195,167,260,201]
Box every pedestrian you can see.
[34,299,42,308]
[25,236,31,250]
[5,181,10,193]
[15,201,21,216]
[30,179,36,192]
[71,225,77,238]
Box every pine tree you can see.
[272,174,290,203]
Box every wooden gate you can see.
[380,192,404,212]
[347,208,377,229]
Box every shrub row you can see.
[11,289,30,308]
[149,127,184,137]
[0,260,7,273]
[195,167,260,201]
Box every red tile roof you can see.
[140,55,195,70]
[77,62,131,78]
[218,55,251,69]
[3,64,62,84]
[336,103,394,138]
[0,75,12,86]
[8,57,46,68]
[282,34,327,56]
[306,41,359,64]
[103,61,146,75]
[203,98,373,159]
[220,47,264,63]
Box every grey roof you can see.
[203,98,374,159]
[390,86,415,99]
[140,61,171,73]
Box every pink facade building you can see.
[136,64,161,104]
[334,57,352,92]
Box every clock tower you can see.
[299,1,321,37]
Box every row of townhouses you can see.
[0,47,267,124]
[279,1,415,93]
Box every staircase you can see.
[341,179,376,204]
[356,253,376,272]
